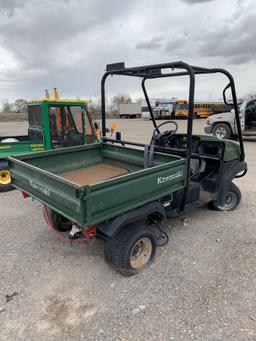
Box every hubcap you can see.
[130,237,153,269]
[0,170,11,185]
[219,191,238,210]
[215,127,227,139]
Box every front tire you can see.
[104,225,156,276]
[209,182,241,211]
[212,123,231,139]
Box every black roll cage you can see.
[100,61,245,209]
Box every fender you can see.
[215,160,247,206]
[97,201,166,238]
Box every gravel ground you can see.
[0,119,256,341]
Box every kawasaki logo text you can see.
[157,170,183,185]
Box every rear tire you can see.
[0,169,13,192]
[209,182,241,211]
[212,123,231,139]
[44,206,72,232]
[104,225,156,276]
[0,183,14,192]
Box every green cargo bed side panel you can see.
[8,142,187,227]
[0,141,45,159]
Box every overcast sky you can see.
[0,0,255,103]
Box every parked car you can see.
[204,99,256,139]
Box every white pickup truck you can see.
[204,99,256,139]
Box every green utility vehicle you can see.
[8,61,247,276]
[0,94,96,192]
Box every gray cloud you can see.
[0,0,139,98]
[0,0,255,101]
[180,0,215,3]
[165,34,190,52]
[135,36,163,50]
[0,0,23,11]
[0,0,25,17]
[0,0,133,68]
[135,1,256,67]
[198,9,256,64]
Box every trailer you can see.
[8,61,247,276]
[119,103,141,118]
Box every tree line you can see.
[1,94,132,115]
[2,92,256,114]
[1,99,28,113]
[89,94,132,117]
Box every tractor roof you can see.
[28,98,90,105]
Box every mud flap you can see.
[214,160,247,206]
[97,201,166,238]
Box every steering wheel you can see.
[150,121,178,147]
[64,128,77,139]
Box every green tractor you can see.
[0,89,97,192]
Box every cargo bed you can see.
[8,142,186,227]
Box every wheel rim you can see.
[129,237,153,270]
[219,191,238,210]
[215,126,227,139]
[0,170,11,185]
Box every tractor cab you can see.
[27,89,97,149]
[48,103,87,148]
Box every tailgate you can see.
[8,156,84,225]
[0,141,45,158]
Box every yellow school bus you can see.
[193,103,214,118]
[174,100,223,118]
[174,100,189,118]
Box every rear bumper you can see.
[204,125,213,134]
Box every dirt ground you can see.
[0,119,255,341]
